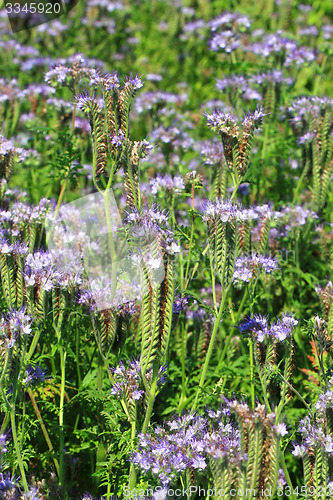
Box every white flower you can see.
[276,423,288,436]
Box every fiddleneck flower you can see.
[110,359,167,403]
[292,416,333,457]
[202,199,258,224]
[233,253,279,285]
[0,308,33,350]
[238,313,298,342]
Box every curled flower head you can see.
[204,110,239,137]
[233,253,279,286]
[125,73,144,90]
[110,359,167,404]
[238,313,298,342]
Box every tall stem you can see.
[141,375,158,435]
[216,287,248,372]
[11,407,28,492]
[191,289,229,412]
[102,190,118,300]
[28,388,60,476]
[58,342,67,488]
[249,339,255,408]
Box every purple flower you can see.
[292,415,333,457]
[131,413,209,486]
[0,308,34,348]
[172,295,189,314]
[110,134,126,148]
[275,423,288,436]
[0,434,7,455]
[233,253,279,285]
[125,74,143,90]
[150,174,185,195]
[110,359,167,403]
[238,313,298,342]
[23,365,46,386]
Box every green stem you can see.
[75,322,82,389]
[184,211,195,290]
[0,351,12,412]
[58,342,67,488]
[11,408,28,492]
[249,339,255,409]
[216,287,248,372]
[181,321,187,398]
[141,375,158,435]
[128,416,137,489]
[313,339,327,387]
[27,388,60,476]
[278,373,314,417]
[191,289,229,412]
[257,364,272,413]
[211,256,218,316]
[102,190,118,301]
[188,242,209,285]
[55,103,77,213]
[280,449,297,500]
[25,328,42,365]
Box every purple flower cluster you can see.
[0,308,33,348]
[132,402,287,487]
[244,32,316,66]
[0,239,28,256]
[134,90,187,115]
[315,375,333,414]
[195,138,224,165]
[286,96,333,133]
[131,413,209,485]
[280,205,318,232]
[238,313,299,342]
[110,359,167,402]
[0,434,7,455]
[216,74,262,102]
[0,135,29,164]
[0,473,44,498]
[22,364,46,386]
[233,253,279,285]
[150,174,185,195]
[44,53,102,88]
[292,416,333,457]
[0,77,27,103]
[24,249,82,292]
[252,70,294,87]
[205,106,266,135]
[125,204,180,257]
[209,12,251,53]
[149,125,194,151]
[202,199,258,224]
[0,198,50,238]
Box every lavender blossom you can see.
[209,12,251,53]
[131,413,208,486]
[0,308,33,350]
[172,294,189,314]
[150,174,185,195]
[0,474,17,496]
[251,70,293,87]
[238,313,298,342]
[292,416,333,456]
[280,205,318,232]
[202,199,258,224]
[124,73,143,90]
[22,364,46,386]
[110,359,167,403]
[233,253,279,285]
[45,54,102,89]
